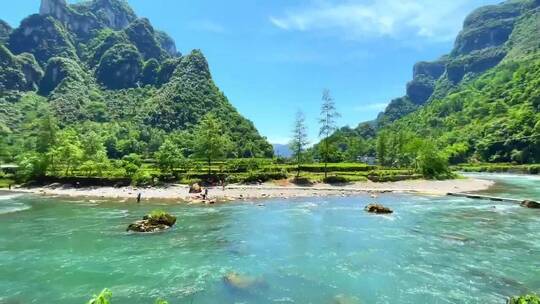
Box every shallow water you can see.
[464,173,540,201]
[0,175,539,304]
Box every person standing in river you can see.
[137,193,142,203]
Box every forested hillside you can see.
[0,0,273,169]
[328,0,540,164]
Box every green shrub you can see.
[508,294,540,304]
[131,169,153,186]
[241,171,287,184]
[296,163,374,173]
[323,175,350,184]
[87,289,112,304]
[86,289,170,304]
[292,176,313,186]
[528,165,540,175]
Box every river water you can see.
[0,174,539,304]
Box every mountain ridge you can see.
[325,0,540,164]
[0,0,273,161]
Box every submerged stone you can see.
[364,203,393,214]
[520,200,540,209]
[333,294,361,304]
[223,272,266,290]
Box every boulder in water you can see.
[127,211,176,233]
[189,183,202,193]
[365,203,393,214]
[223,272,266,290]
[520,200,540,209]
[333,294,361,304]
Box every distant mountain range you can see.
[272,144,292,158]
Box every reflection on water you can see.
[0,175,539,304]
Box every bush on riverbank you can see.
[87,289,169,304]
[507,294,540,304]
[455,163,540,175]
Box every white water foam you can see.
[0,194,22,201]
[0,202,31,214]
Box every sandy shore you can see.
[13,178,494,203]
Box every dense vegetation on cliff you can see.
[0,0,273,179]
[326,0,540,165]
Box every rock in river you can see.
[127,211,177,233]
[365,203,393,214]
[520,200,540,209]
[333,294,360,304]
[223,272,266,290]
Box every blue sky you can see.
[2,0,500,144]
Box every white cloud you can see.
[270,0,481,41]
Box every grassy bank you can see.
[19,161,429,187]
[454,163,540,175]
[0,178,14,189]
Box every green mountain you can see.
[339,0,540,164]
[0,0,273,161]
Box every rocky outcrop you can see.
[156,31,179,57]
[127,211,177,233]
[40,0,101,38]
[87,0,137,30]
[0,45,43,92]
[39,0,137,38]
[370,0,538,127]
[95,43,143,89]
[8,14,78,65]
[453,1,525,55]
[413,61,446,80]
[365,203,393,214]
[39,57,86,95]
[446,48,507,83]
[0,19,12,44]
[39,0,68,18]
[125,18,167,60]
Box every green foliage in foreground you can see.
[86,289,169,304]
[508,294,540,304]
[87,289,112,304]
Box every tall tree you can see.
[318,89,340,179]
[289,110,309,178]
[376,131,388,167]
[193,114,231,175]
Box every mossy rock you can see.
[144,210,177,226]
[127,210,176,233]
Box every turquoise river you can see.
[0,173,539,304]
